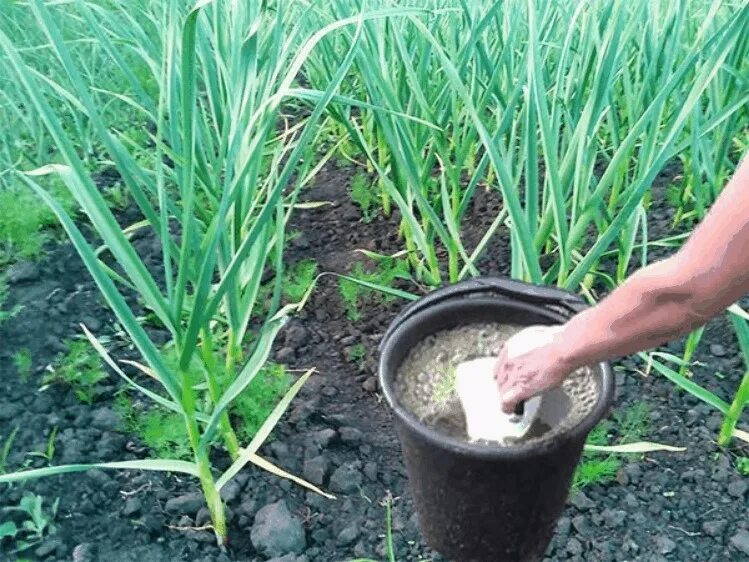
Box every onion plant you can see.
[0,0,413,546]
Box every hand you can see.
[494,324,570,414]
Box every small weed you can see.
[232,362,292,444]
[339,258,410,321]
[573,402,650,492]
[350,172,377,223]
[352,493,397,562]
[433,365,457,405]
[27,427,57,465]
[586,420,613,446]
[286,229,303,244]
[665,183,683,209]
[102,183,128,210]
[573,420,619,492]
[613,401,650,442]
[140,410,192,460]
[573,458,621,490]
[284,259,318,303]
[736,456,749,476]
[0,521,17,540]
[0,276,22,327]
[142,311,166,330]
[14,348,32,380]
[44,339,107,404]
[0,427,19,473]
[0,181,76,266]
[1,492,58,552]
[336,136,365,165]
[339,269,364,321]
[115,394,191,460]
[347,343,367,369]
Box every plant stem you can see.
[448,246,459,283]
[718,371,749,447]
[385,496,396,562]
[198,456,227,546]
[201,329,240,459]
[182,374,228,545]
[400,218,420,273]
[378,133,390,215]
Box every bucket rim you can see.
[378,280,615,460]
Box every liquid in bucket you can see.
[394,322,598,446]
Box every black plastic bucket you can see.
[378,277,614,562]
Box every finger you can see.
[501,381,537,415]
[493,348,509,385]
[494,360,506,387]
[500,387,523,414]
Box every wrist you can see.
[548,323,584,375]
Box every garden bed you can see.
[1,160,749,562]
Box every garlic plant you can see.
[0,0,411,545]
[304,0,748,296]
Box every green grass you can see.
[347,343,367,369]
[14,348,32,380]
[0,181,76,266]
[284,259,318,303]
[43,339,107,404]
[232,363,292,444]
[573,402,650,492]
[115,362,292,458]
[350,172,377,223]
[735,456,749,476]
[339,258,410,321]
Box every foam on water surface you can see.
[394,323,598,446]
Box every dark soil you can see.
[2,158,749,562]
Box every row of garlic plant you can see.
[0,0,418,545]
[304,0,748,294]
[0,2,145,190]
[671,28,749,227]
[302,0,749,444]
[1,2,749,548]
[0,5,69,189]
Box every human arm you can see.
[495,154,749,414]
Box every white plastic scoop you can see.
[455,356,541,442]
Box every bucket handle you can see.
[381,277,588,350]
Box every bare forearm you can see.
[495,156,749,410]
[555,156,749,372]
[555,259,710,371]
